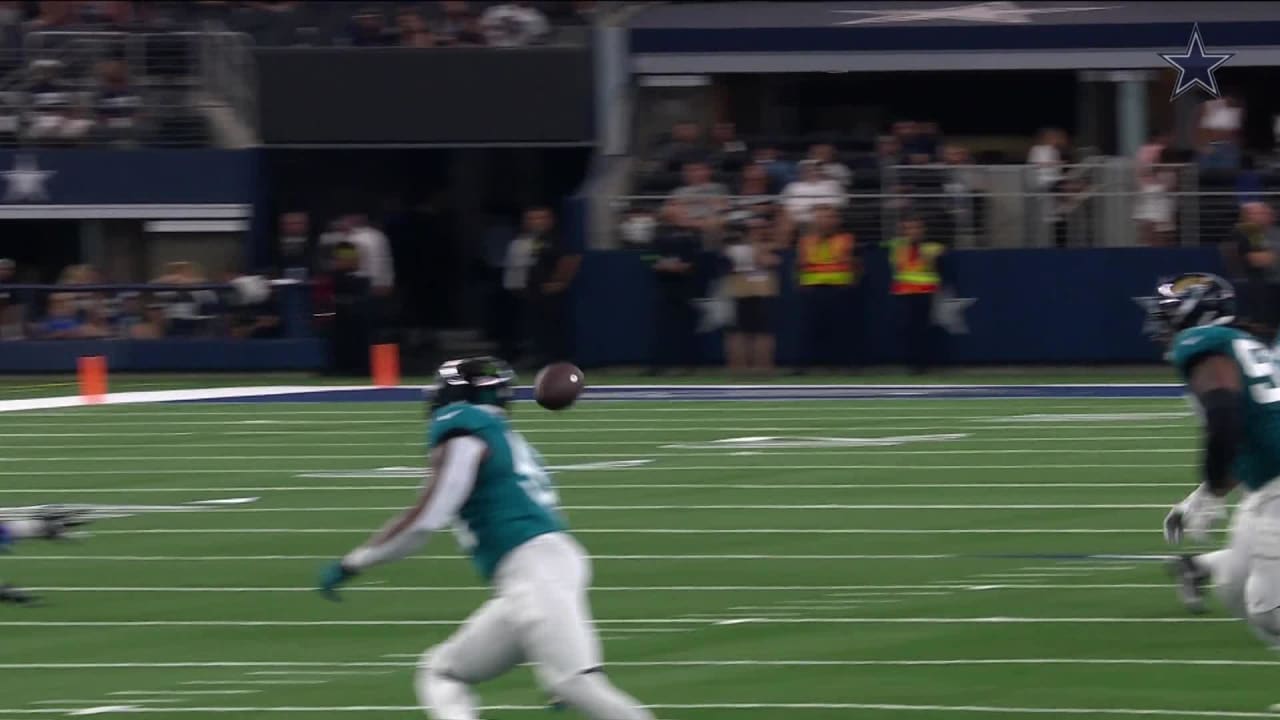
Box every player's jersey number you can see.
[1232,338,1280,404]
[508,432,560,510]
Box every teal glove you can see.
[317,561,358,602]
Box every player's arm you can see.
[1189,353,1244,497]
[318,435,487,599]
[1164,352,1242,543]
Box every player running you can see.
[1,506,90,604]
[317,357,656,720]
[1153,273,1280,645]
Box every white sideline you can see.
[8,658,1280,670]
[0,703,1271,717]
[76,527,1209,535]
[22,584,1171,592]
[0,382,1184,415]
[0,481,1207,492]
[0,618,1242,627]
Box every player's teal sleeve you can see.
[1170,325,1247,377]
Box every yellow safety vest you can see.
[798,233,855,287]
[887,237,943,295]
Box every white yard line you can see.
[109,691,259,696]
[22,584,1176,592]
[76,528,1211,536]
[9,503,1179,512]
[223,424,1196,435]
[0,449,1202,461]
[0,482,1204,493]
[3,553,1135,561]
[0,703,1272,717]
[180,681,325,686]
[0,618,1241,627]
[9,658,1280,670]
[0,464,1199,476]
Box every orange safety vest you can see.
[797,232,855,287]
[888,237,943,295]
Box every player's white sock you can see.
[416,657,480,720]
[553,670,656,720]
[1198,549,1248,617]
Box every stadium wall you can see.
[572,247,1226,367]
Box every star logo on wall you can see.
[932,289,977,335]
[1,154,54,202]
[1160,24,1233,100]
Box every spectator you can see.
[152,261,216,336]
[397,8,435,47]
[436,1,485,46]
[0,258,21,340]
[875,134,903,171]
[227,273,281,339]
[656,121,706,174]
[1198,94,1243,172]
[1028,128,1068,191]
[327,241,372,375]
[808,143,852,188]
[646,198,702,374]
[723,218,780,375]
[727,162,776,228]
[38,293,83,339]
[709,121,748,173]
[350,6,394,46]
[127,301,168,339]
[500,211,536,361]
[26,60,91,144]
[941,143,981,246]
[522,206,579,365]
[480,1,550,47]
[340,214,395,295]
[795,204,858,372]
[78,303,114,339]
[672,160,728,240]
[96,59,141,146]
[1134,131,1176,246]
[278,211,312,281]
[619,207,658,247]
[887,216,946,373]
[909,122,941,163]
[752,145,793,191]
[1233,202,1280,333]
[781,159,846,227]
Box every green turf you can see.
[2,395,1274,719]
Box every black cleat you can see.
[1167,554,1210,615]
[0,584,39,606]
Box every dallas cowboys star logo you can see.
[932,288,977,335]
[1,154,54,203]
[1160,24,1233,101]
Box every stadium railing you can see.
[0,280,312,342]
[0,30,255,147]
[612,162,1278,249]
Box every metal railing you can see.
[613,162,1276,250]
[0,30,255,147]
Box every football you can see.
[534,362,584,411]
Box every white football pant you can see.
[416,532,654,720]
[1199,483,1280,646]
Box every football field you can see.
[3,389,1279,719]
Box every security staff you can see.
[646,198,703,374]
[795,204,857,371]
[887,216,945,373]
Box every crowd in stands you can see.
[0,1,594,48]
[0,260,282,341]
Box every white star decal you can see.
[833,1,1117,26]
[1,154,55,202]
[932,288,976,335]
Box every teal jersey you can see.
[428,402,567,579]
[1170,324,1280,491]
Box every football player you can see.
[1,506,90,605]
[1153,273,1280,645]
[317,357,655,720]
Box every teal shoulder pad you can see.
[428,403,503,448]
[1170,325,1246,376]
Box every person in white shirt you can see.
[1027,128,1067,191]
[781,160,846,226]
[808,143,852,188]
[479,2,550,46]
[343,214,396,294]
